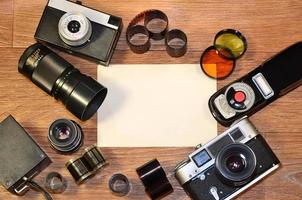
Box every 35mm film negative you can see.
[126,9,187,57]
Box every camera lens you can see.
[67,20,81,33]
[18,43,107,120]
[58,12,92,46]
[48,119,83,154]
[215,143,256,186]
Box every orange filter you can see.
[200,46,235,79]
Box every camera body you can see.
[175,117,280,200]
[35,0,123,66]
[209,42,302,126]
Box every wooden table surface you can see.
[0,0,301,199]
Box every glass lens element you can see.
[200,46,235,79]
[214,29,247,59]
[226,154,246,173]
[56,126,71,140]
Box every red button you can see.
[234,91,246,103]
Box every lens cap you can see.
[214,29,247,59]
[200,46,235,79]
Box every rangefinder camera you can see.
[209,42,302,126]
[175,117,280,200]
[35,0,123,66]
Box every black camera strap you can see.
[26,179,53,200]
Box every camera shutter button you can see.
[234,91,246,103]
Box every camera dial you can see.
[58,12,92,46]
[225,82,255,112]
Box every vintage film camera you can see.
[35,0,123,66]
[209,42,302,126]
[175,117,280,200]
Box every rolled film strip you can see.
[136,159,173,200]
[165,29,187,57]
[44,172,67,194]
[65,145,108,184]
[108,173,131,197]
[126,10,187,57]
[126,9,168,54]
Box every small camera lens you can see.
[215,143,256,186]
[226,154,246,173]
[67,20,81,33]
[48,119,83,154]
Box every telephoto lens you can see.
[48,119,83,154]
[18,43,108,121]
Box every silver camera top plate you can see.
[48,0,119,30]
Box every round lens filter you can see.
[214,29,247,59]
[200,46,235,79]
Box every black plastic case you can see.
[209,42,302,126]
[0,115,51,195]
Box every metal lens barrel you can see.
[18,43,107,121]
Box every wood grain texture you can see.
[0,0,13,47]
[0,0,302,199]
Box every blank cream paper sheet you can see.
[97,64,217,147]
